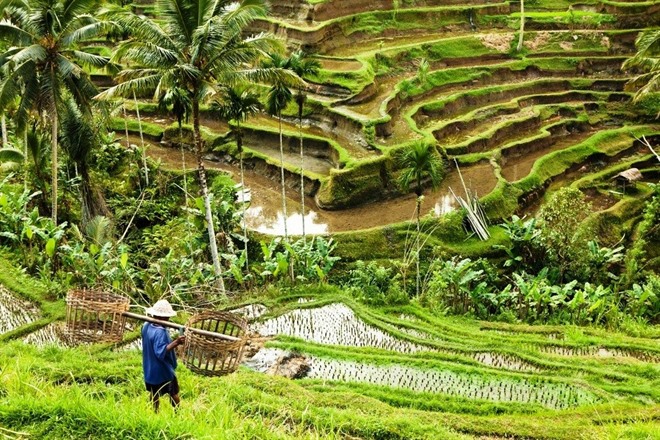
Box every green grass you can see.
[109,118,165,141]
[2,289,659,439]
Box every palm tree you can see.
[0,0,110,225]
[288,51,320,246]
[417,58,430,86]
[213,85,262,269]
[96,0,291,291]
[60,98,110,227]
[264,53,294,241]
[158,85,192,205]
[623,29,660,107]
[24,123,52,213]
[397,142,444,297]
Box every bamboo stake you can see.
[122,311,240,342]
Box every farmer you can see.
[142,299,186,412]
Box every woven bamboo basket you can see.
[65,289,130,344]
[183,311,247,376]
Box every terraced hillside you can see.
[101,0,660,252]
[2,0,660,437]
[1,264,659,439]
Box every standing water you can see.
[126,134,498,235]
[255,303,433,354]
[0,287,40,334]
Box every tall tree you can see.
[0,0,110,225]
[213,85,262,269]
[265,53,293,241]
[288,51,320,246]
[623,29,660,108]
[97,0,291,292]
[397,142,443,297]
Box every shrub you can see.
[537,187,594,282]
[344,261,408,306]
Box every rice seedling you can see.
[0,287,40,335]
[230,303,269,321]
[540,345,660,363]
[256,303,433,354]
[21,323,73,348]
[304,356,596,410]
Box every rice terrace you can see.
[0,0,659,438]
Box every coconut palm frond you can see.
[623,29,660,102]
[7,44,47,67]
[61,0,100,24]
[157,0,197,44]
[0,59,36,111]
[113,40,180,67]
[69,50,109,69]
[96,73,162,100]
[11,65,39,133]
[56,53,84,80]
[634,29,660,58]
[0,21,35,45]
[63,72,98,113]
[0,46,22,67]
[0,147,24,163]
[60,98,99,165]
[62,20,112,45]
[84,215,113,245]
[632,74,660,102]
[221,0,268,32]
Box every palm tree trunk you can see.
[133,92,149,186]
[298,101,306,246]
[51,112,58,225]
[517,0,525,52]
[278,112,288,241]
[193,99,225,293]
[416,195,421,297]
[1,115,7,147]
[23,129,28,192]
[122,105,131,149]
[237,126,248,269]
[179,122,188,207]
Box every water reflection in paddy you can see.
[122,135,497,234]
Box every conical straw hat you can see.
[146,299,177,318]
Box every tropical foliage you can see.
[0,0,110,224]
[97,0,290,291]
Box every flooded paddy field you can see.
[0,286,40,335]
[305,357,594,410]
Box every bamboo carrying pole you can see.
[122,311,241,342]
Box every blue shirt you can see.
[141,323,177,385]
